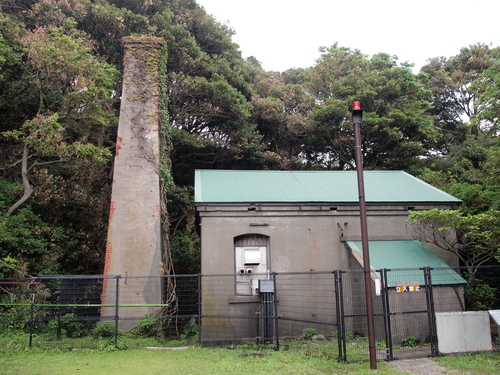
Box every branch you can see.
[7,144,34,215]
[0,153,36,171]
[27,157,70,172]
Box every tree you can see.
[417,134,500,215]
[1,24,116,214]
[0,179,70,276]
[471,54,500,135]
[1,0,262,275]
[419,44,500,152]
[301,45,438,170]
[408,209,500,281]
[249,68,315,169]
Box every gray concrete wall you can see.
[197,202,460,342]
[198,203,458,275]
[102,36,164,331]
[436,311,492,353]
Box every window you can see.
[234,234,270,296]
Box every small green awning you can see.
[345,240,466,287]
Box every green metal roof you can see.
[194,170,461,204]
[345,240,466,286]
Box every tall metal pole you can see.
[352,101,377,369]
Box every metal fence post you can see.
[28,280,35,348]
[338,271,347,362]
[114,275,120,344]
[333,270,344,362]
[423,267,438,356]
[272,272,280,350]
[197,274,202,346]
[381,269,394,360]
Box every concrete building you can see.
[195,169,466,344]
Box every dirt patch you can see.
[388,358,469,375]
[238,352,267,358]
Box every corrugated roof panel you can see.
[345,240,466,286]
[194,170,461,204]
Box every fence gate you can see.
[336,268,439,362]
[377,268,436,360]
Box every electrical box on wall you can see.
[258,279,274,293]
[235,246,268,295]
[244,248,261,265]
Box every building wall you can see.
[197,202,459,343]
[199,203,458,275]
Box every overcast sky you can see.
[196,0,500,72]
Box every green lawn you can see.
[436,352,500,375]
[1,331,498,375]
[1,347,402,375]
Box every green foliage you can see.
[344,331,355,340]
[418,135,500,215]
[375,341,386,350]
[472,56,500,135]
[409,209,500,280]
[420,44,499,152]
[0,282,51,333]
[92,322,118,338]
[0,256,18,278]
[300,44,437,170]
[0,206,68,276]
[44,313,95,339]
[0,1,500,278]
[402,336,417,347]
[131,313,159,338]
[303,328,318,340]
[0,305,28,332]
[0,344,405,374]
[437,352,500,375]
[464,278,498,310]
[180,322,198,342]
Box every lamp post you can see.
[352,101,377,369]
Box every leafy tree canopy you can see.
[0,1,499,276]
[300,45,438,170]
[408,209,500,281]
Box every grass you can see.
[0,330,196,352]
[1,332,498,374]
[436,351,500,375]
[0,346,401,375]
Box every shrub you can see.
[402,336,417,347]
[132,314,159,337]
[92,322,117,338]
[180,322,198,342]
[345,331,355,340]
[303,328,318,340]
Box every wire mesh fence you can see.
[1,266,499,361]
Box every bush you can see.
[180,322,198,342]
[303,328,318,340]
[402,336,418,347]
[465,278,497,310]
[92,322,118,338]
[132,314,159,338]
[43,314,95,339]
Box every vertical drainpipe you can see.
[101,36,164,331]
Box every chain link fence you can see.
[1,266,499,361]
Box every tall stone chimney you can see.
[102,36,164,330]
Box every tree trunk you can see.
[7,144,34,215]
